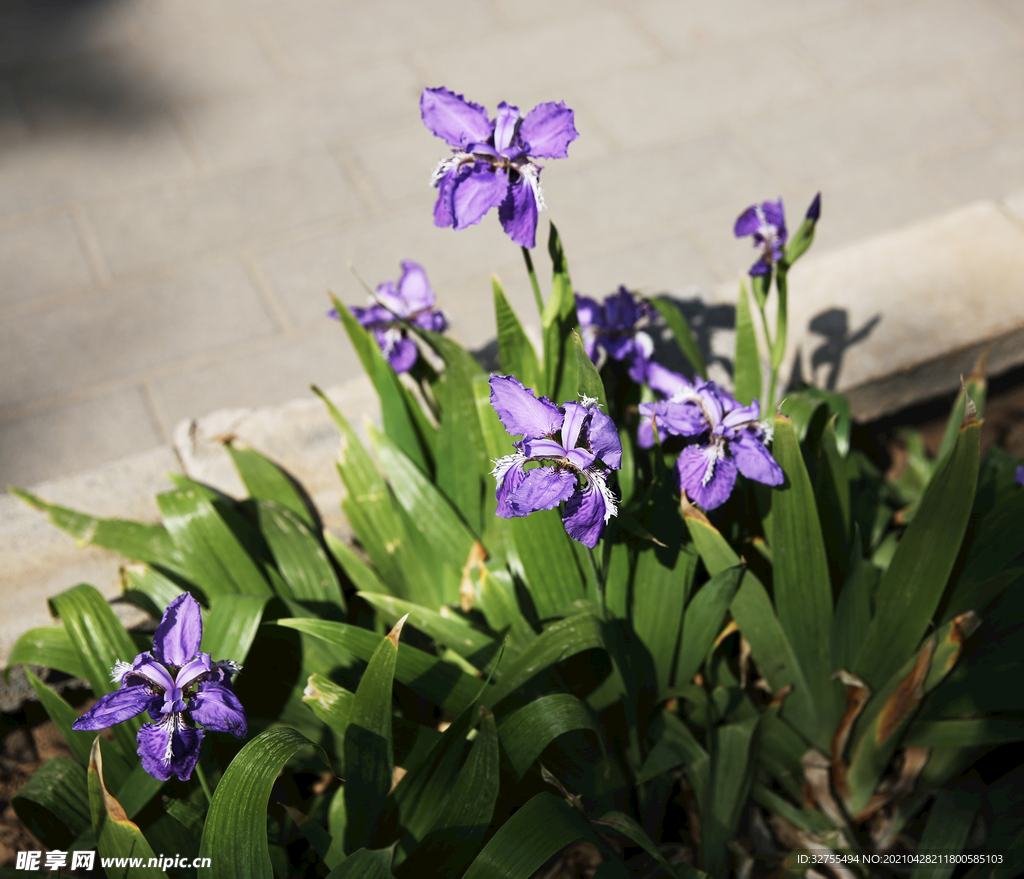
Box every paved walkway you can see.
[3,0,1024,487]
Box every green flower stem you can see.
[766,267,790,410]
[195,762,215,805]
[521,246,545,317]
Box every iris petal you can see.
[452,165,510,230]
[190,682,248,737]
[498,178,539,248]
[420,87,492,148]
[676,444,737,510]
[489,375,562,439]
[153,593,202,668]
[71,686,154,731]
[137,717,204,782]
[507,467,576,515]
[730,432,784,486]
[519,101,578,159]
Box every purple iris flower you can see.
[489,375,621,548]
[734,198,787,277]
[576,287,654,383]
[639,378,783,510]
[331,261,447,373]
[1016,464,1024,486]
[637,362,695,449]
[421,87,578,249]
[71,593,246,782]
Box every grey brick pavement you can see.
[3,0,1024,487]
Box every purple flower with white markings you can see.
[637,362,695,449]
[639,378,783,510]
[421,87,578,249]
[576,287,654,383]
[331,261,447,373]
[734,198,787,277]
[490,375,621,548]
[72,593,246,782]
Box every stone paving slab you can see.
[4,0,1024,493]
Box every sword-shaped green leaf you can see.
[854,422,979,690]
[87,739,164,879]
[494,276,542,392]
[345,616,406,853]
[198,727,320,879]
[201,593,270,665]
[497,693,597,778]
[7,625,85,680]
[770,415,839,736]
[255,502,344,607]
[649,298,707,378]
[674,566,744,690]
[49,584,141,757]
[733,279,761,406]
[331,293,429,474]
[227,443,316,527]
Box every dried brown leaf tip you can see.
[877,638,935,744]
[386,612,410,647]
[459,540,489,612]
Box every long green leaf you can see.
[25,669,106,768]
[497,693,597,778]
[509,508,587,620]
[11,488,187,577]
[326,848,394,879]
[461,792,599,879]
[770,415,838,734]
[49,584,141,757]
[398,710,500,879]
[733,280,761,405]
[331,293,429,474]
[572,330,607,408]
[121,564,185,616]
[256,501,344,607]
[489,614,604,707]
[674,566,743,689]
[277,618,482,714]
[649,298,707,377]
[368,424,476,602]
[345,617,404,852]
[910,790,975,879]
[156,488,271,597]
[542,223,580,404]
[494,276,542,392]
[684,513,819,737]
[420,330,490,536]
[6,626,86,680]
[87,738,163,879]
[704,716,759,877]
[198,728,318,879]
[854,423,980,689]
[201,593,270,665]
[357,592,496,666]
[12,758,91,849]
[227,444,316,527]
[632,543,696,696]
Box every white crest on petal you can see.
[634,330,654,360]
[578,393,602,408]
[668,386,700,404]
[110,660,134,684]
[587,469,619,523]
[430,152,471,188]
[379,326,402,358]
[491,452,526,486]
[517,161,547,212]
[757,420,774,444]
[701,441,726,487]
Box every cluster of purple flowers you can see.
[639,365,783,510]
[734,194,821,276]
[489,375,621,548]
[421,87,578,249]
[576,286,653,383]
[72,594,246,781]
[332,260,447,374]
